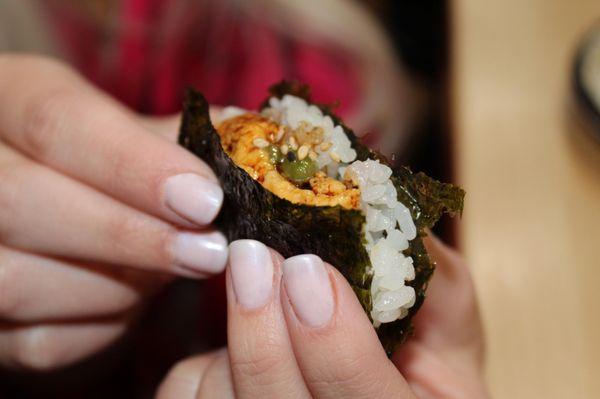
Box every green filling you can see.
[265,145,318,185]
[266,145,283,164]
[279,153,318,184]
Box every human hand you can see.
[157,237,488,398]
[0,54,228,370]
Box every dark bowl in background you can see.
[573,22,600,144]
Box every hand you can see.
[0,54,228,371]
[157,237,488,398]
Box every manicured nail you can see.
[171,231,228,276]
[229,240,274,309]
[164,173,223,226]
[282,254,334,328]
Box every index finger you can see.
[0,54,221,228]
[226,240,310,398]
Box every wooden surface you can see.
[451,1,600,398]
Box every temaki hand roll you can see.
[179,82,464,354]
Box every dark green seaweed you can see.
[179,82,465,355]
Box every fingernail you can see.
[229,240,274,309]
[282,255,334,328]
[171,231,228,276]
[164,173,223,226]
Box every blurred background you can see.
[0,0,599,397]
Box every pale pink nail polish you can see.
[282,254,334,328]
[229,240,273,309]
[164,173,223,226]
[171,231,228,276]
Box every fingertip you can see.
[281,254,334,328]
[171,231,229,278]
[163,173,223,227]
[225,244,309,398]
[228,239,274,310]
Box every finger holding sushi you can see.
[0,54,224,229]
[0,143,227,278]
[0,54,231,371]
[225,240,311,398]
[159,241,415,399]
[159,238,487,398]
[157,239,313,399]
[0,54,230,278]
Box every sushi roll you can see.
[179,82,464,354]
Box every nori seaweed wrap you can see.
[179,82,464,354]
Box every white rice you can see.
[224,95,418,326]
[344,160,416,327]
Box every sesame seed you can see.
[253,137,270,148]
[280,144,289,154]
[320,142,332,151]
[288,136,298,150]
[329,151,341,163]
[298,145,309,160]
[308,150,318,160]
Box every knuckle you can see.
[21,85,77,159]
[106,216,144,258]
[106,214,171,268]
[11,328,62,372]
[312,349,383,394]
[109,137,143,189]
[109,135,173,200]
[230,348,286,383]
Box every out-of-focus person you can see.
[0,1,486,398]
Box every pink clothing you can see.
[42,0,360,116]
